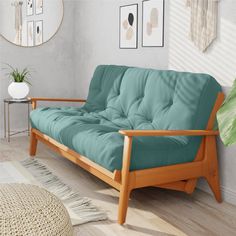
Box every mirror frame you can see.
[0,0,64,48]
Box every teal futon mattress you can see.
[30,65,221,172]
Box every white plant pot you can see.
[8,82,29,99]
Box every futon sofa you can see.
[29,65,224,224]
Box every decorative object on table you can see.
[3,98,31,142]
[217,79,236,146]
[119,4,138,49]
[27,0,34,16]
[36,0,43,15]
[0,0,63,47]
[0,183,73,235]
[8,82,29,99]
[142,0,165,47]
[0,160,107,225]
[35,20,43,45]
[27,21,34,46]
[186,0,219,52]
[3,64,32,99]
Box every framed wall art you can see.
[35,20,43,46]
[27,0,34,16]
[27,21,34,46]
[142,0,164,47]
[35,0,43,15]
[119,4,138,49]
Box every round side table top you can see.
[4,98,31,104]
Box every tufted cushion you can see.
[31,65,221,172]
[83,65,128,112]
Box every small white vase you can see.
[8,82,29,99]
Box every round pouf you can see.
[0,184,73,236]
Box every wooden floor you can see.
[1,136,236,236]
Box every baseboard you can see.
[197,180,236,206]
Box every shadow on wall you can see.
[168,0,236,87]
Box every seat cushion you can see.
[30,65,222,172]
[31,106,195,171]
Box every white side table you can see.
[3,98,31,142]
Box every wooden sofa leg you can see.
[204,136,222,203]
[29,130,38,156]
[118,136,133,225]
[118,188,132,225]
[206,172,222,203]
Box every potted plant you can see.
[3,64,32,99]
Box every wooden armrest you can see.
[29,97,86,109]
[29,97,86,102]
[119,130,219,137]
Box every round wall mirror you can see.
[0,0,63,47]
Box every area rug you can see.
[0,159,107,225]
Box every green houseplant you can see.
[217,79,236,146]
[3,64,32,99]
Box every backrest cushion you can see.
[83,65,129,112]
[84,65,221,137]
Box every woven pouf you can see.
[0,184,73,236]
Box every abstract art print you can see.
[27,21,34,46]
[27,0,33,16]
[35,0,43,15]
[35,20,43,46]
[142,0,164,47]
[119,4,138,49]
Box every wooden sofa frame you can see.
[29,93,224,225]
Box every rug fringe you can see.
[21,159,107,225]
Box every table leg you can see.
[28,103,30,136]
[4,102,6,138]
[7,103,10,142]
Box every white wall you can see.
[168,0,236,204]
[74,0,170,99]
[168,0,236,87]
[0,0,76,135]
